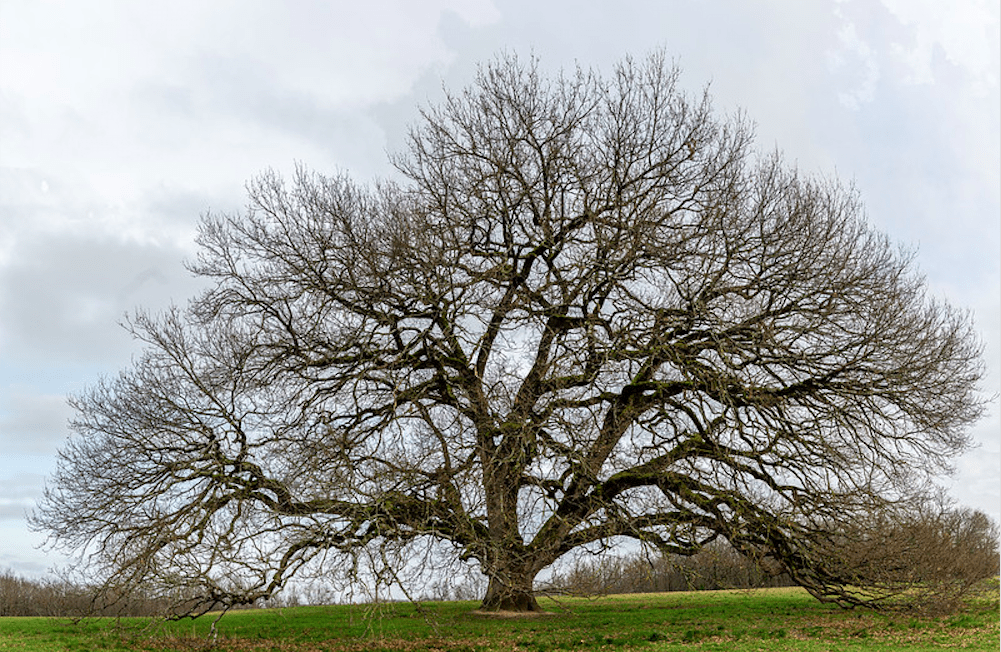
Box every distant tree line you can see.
[0,569,253,617]
[543,540,796,596]
[0,570,162,617]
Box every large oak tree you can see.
[34,54,985,613]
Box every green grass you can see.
[1,586,998,651]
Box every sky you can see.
[1,0,998,578]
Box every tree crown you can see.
[33,53,986,614]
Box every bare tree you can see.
[32,53,986,614]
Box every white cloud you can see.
[827,20,881,109]
[826,0,999,106]
[880,0,999,93]
[0,0,502,244]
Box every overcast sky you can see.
[1,0,998,577]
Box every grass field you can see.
[1,586,997,651]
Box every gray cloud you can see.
[0,472,44,521]
[0,0,996,580]
[0,393,71,455]
[0,232,201,367]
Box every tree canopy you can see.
[33,53,986,614]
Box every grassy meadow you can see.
[1,586,997,651]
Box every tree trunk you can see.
[479,575,542,612]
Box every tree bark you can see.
[479,575,542,612]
